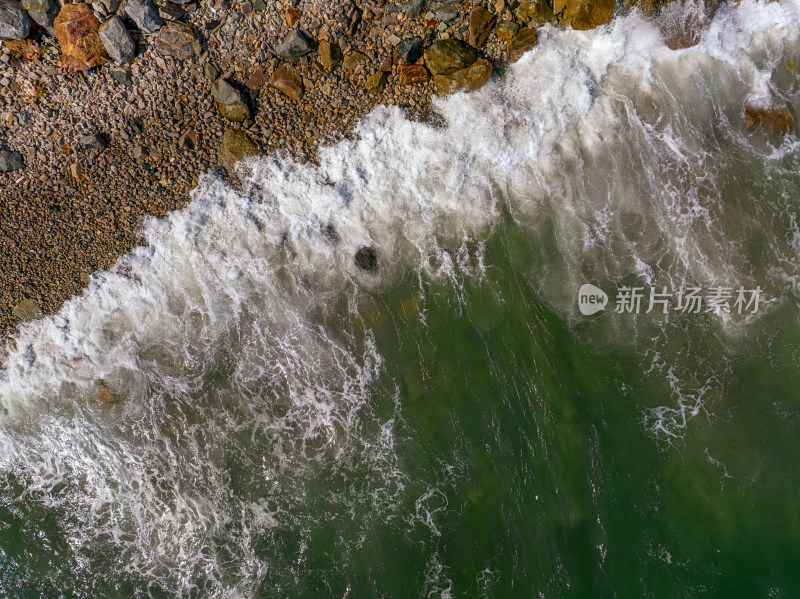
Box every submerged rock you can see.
[54,4,107,71]
[424,39,477,75]
[354,247,378,273]
[744,105,794,134]
[97,380,117,404]
[99,15,135,64]
[0,0,30,40]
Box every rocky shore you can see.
[0,0,793,346]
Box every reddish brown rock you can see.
[397,63,430,85]
[432,58,493,95]
[246,65,269,90]
[54,4,107,71]
[269,63,304,100]
[507,28,538,63]
[286,6,301,27]
[744,105,794,134]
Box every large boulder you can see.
[0,0,31,40]
[433,58,492,95]
[152,20,200,58]
[275,29,313,63]
[99,15,135,63]
[269,63,303,100]
[516,0,555,24]
[21,0,57,35]
[124,0,162,34]
[212,79,250,121]
[54,4,107,71]
[507,27,538,62]
[0,146,24,172]
[468,6,495,48]
[218,127,261,174]
[553,0,615,30]
[423,39,477,76]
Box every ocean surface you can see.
[2,1,800,596]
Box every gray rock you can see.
[400,0,424,17]
[110,68,133,86]
[78,132,109,150]
[158,3,183,19]
[0,147,24,172]
[0,0,31,40]
[99,16,136,63]
[91,1,108,18]
[435,6,457,20]
[21,0,56,35]
[101,0,120,12]
[124,0,162,34]
[275,29,314,63]
[212,79,250,122]
[397,36,423,63]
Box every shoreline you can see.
[0,0,763,346]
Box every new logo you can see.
[578,284,608,316]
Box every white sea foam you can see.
[1,0,799,593]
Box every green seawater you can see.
[3,3,800,596]
[3,211,800,597]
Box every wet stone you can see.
[354,246,378,272]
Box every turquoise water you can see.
[3,1,800,596]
